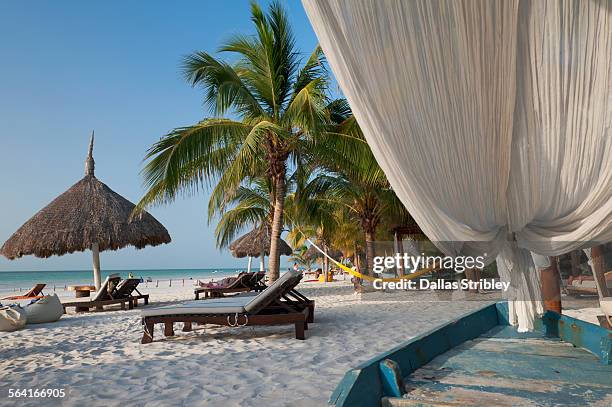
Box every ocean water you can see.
[0,268,247,291]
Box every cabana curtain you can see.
[303,0,612,330]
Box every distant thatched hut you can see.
[229,225,292,272]
[0,134,171,289]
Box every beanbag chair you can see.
[0,304,27,332]
[24,294,63,324]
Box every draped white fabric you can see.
[303,0,612,330]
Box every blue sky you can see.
[0,1,320,271]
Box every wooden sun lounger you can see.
[142,270,314,343]
[2,283,46,301]
[113,278,149,307]
[62,297,133,313]
[62,275,125,313]
[194,272,265,300]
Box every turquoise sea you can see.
[0,268,246,291]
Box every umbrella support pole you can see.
[247,256,253,273]
[92,243,101,290]
[260,252,265,272]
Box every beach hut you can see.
[0,133,171,289]
[230,225,292,273]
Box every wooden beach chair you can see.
[113,278,149,307]
[62,275,131,313]
[2,283,46,301]
[141,270,315,344]
[566,272,612,297]
[194,271,265,300]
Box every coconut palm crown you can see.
[136,1,347,281]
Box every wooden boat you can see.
[329,302,612,406]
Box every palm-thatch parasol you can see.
[0,133,171,289]
[229,225,292,272]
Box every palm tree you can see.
[286,163,344,279]
[135,1,344,281]
[213,177,273,249]
[308,117,411,275]
[306,175,401,275]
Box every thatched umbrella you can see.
[229,225,292,272]
[0,133,171,289]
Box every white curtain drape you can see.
[303,0,612,330]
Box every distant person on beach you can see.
[293,263,299,273]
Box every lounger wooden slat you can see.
[143,308,309,343]
[62,297,132,313]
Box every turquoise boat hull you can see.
[329,302,612,406]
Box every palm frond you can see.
[135,119,250,213]
[293,45,327,94]
[182,52,265,118]
[283,77,328,135]
[215,205,268,248]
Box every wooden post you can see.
[92,242,101,290]
[396,232,405,277]
[247,256,253,273]
[589,246,610,298]
[540,260,562,314]
[323,243,329,282]
[260,251,265,272]
[570,251,581,278]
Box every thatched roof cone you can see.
[0,134,171,261]
[229,225,292,258]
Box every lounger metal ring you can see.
[236,314,248,327]
[226,313,248,327]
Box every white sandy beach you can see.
[0,281,517,407]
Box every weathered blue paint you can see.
[401,322,612,406]
[329,302,612,406]
[379,359,404,397]
[328,302,499,406]
[541,311,612,365]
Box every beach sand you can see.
[0,281,603,406]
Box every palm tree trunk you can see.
[569,251,581,278]
[323,243,329,282]
[365,230,376,276]
[267,173,286,282]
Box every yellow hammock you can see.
[305,238,436,283]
